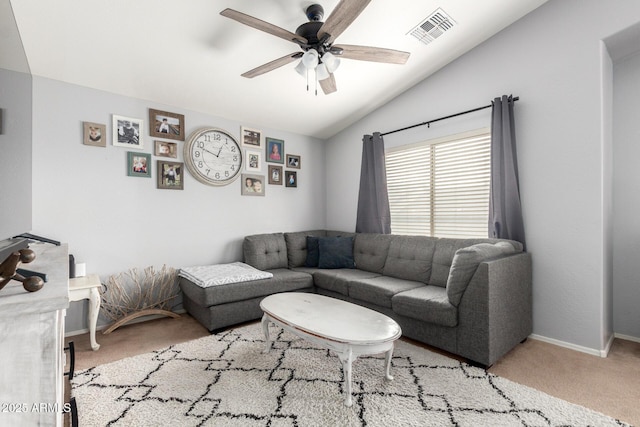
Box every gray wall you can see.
[0,68,32,240]
[613,50,640,339]
[29,77,327,333]
[324,0,640,352]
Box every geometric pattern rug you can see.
[71,322,629,426]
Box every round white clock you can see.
[183,127,243,186]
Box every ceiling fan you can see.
[220,0,410,95]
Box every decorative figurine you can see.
[0,248,44,293]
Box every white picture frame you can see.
[241,126,263,149]
[112,114,144,149]
[245,149,262,172]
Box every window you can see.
[385,128,491,238]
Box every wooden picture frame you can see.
[154,140,178,158]
[149,108,185,141]
[265,137,284,164]
[127,152,151,178]
[268,165,283,185]
[113,114,143,149]
[241,126,262,148]
[157,160,184,190]
[285,170,297,188]
[245,149,262,172]
[83,121,106,147]
[286,154,301,169]
[241,173,265,196]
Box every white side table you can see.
[69,274,101,351]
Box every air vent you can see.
[408,8,456,45]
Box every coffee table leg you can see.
[261,314,272,354]
[338,347,354,407]
[384,345,394,380]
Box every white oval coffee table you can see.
[260,292,402,407]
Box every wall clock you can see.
[183,127,243,186]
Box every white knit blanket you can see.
[178,262,273,288]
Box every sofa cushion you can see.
[284,230,327,268]
[446,242,516,307]
[243,233,288,270]
[313,269,380,296]
[382,235,437,283]
[353,233,392,273]
[348,276,424,308]
[305,236,320,267]
[179,268,313,306]
[392,286,458,327]
[317,236,355,269]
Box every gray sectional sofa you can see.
[179,230,532,367]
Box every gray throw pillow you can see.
[446,242,515,307]
[304,236,320,267]
[317,236,355,269]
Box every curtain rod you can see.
[380,96,519,137]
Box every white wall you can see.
[613,50,640,340]
[325,0,640,352]
[30,77,326,332]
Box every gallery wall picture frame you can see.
[127,152,151,178]
[149,108,185,141]
[241,126,263,149]
[113,114,143,149]
[245,149,262,172]
[268,165,283,185]
[241,173,265,196]
[265,137,284,164]
[83,121,106,147]
[157,160,184,190]
[285,170,297,188]
[154,140,178,158]
[286,154,301,169]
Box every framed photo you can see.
[265,137,284,164]
[241,126,262,148]
[127,152,151,178]
[157,160,184,190]
[285,170,297,188]
[83,122,106,147]
[149,108,185,141]
[286,154,301,169]
[241,173,265,196]
[245,149,262,172]
[113,114,143,149]
[154,140,178,158]
[268,165,283,185]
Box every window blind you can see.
[385,129,491,238]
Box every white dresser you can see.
[0,243,69,426]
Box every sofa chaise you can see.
[179,230,532,367]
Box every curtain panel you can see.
[355,132,391,234]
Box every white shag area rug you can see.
[72,323,629,426]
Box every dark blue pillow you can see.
[317,236,355,269]
[304,236,320,267]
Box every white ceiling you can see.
[5,0,547,139]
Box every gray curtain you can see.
[356,132,391,234]
[489,95,526,246]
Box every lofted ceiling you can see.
[3,0,547,139]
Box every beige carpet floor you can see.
[65,314,640,426]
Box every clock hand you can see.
[202,147,220,158]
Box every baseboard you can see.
[529,334,606,358]
[65,308,187,338]
[614,332,640,344]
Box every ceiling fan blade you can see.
[241,52,303,78]
[317,0,372,44]
[319,74,337,94]
[333,44,410,64]
[221,8,307,45]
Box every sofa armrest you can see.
[455,252,532,366]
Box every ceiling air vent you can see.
[408,8,456,45]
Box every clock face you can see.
[183,127,243,186]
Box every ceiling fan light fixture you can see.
[315,62,330,81]
[322,52,340,73]
[294,60,307,77]
[302,49,319,69]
